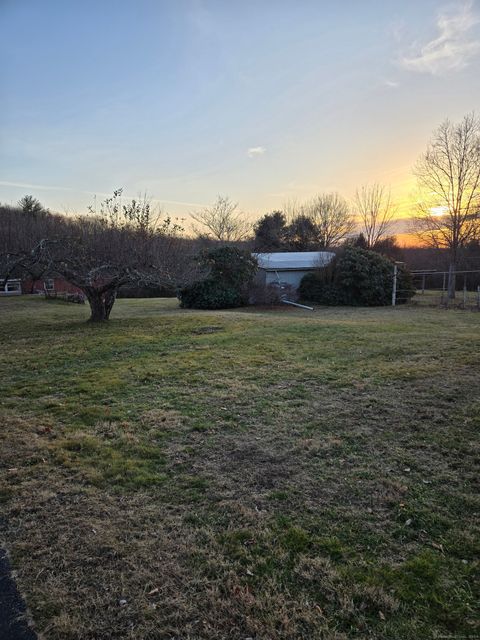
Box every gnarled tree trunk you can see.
[84,287,117,322]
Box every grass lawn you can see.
[0,296,479,639]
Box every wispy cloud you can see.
[247,146,266,158]
[384,79,400,88]
[399,1,480,74]
[0,181,205,208]
[0,180,75,192]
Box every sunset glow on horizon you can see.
[1,0,479,242]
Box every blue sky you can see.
[1,0,480,223]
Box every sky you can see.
[1,0,480,238]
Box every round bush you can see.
[336,247,393,306]
[178,279,245,309]
[178,246,257,310]
[299,247,415,306]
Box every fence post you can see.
[463,275,467,308]
[392,264,398,306]
[422,273,426,294]
[441,272,446,305]
[448,263,456,301]
[477,285,480,310]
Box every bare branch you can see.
[306,192,356,247]
[354,184,396,249]
[190,196,251,242]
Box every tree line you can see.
[1,112,480,319]
[193,187,395,252]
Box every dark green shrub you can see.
[298,273,342,305]
[178,247,258,309]
[336,246,393,306]
[299,247,415,306]
[199,246,258,289]
[179,279,244,309]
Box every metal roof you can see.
[254,251,335,271]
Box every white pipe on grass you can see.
[281,299,314,311]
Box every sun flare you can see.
[429,205,449,217]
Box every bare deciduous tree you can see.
[1,192,191,322]
[413,113,480,298]
[191,196,250,242]
[306,192,355,247]
[354,184,396,249]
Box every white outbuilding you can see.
[254,251,335,291]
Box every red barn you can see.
[23,277,83,296]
